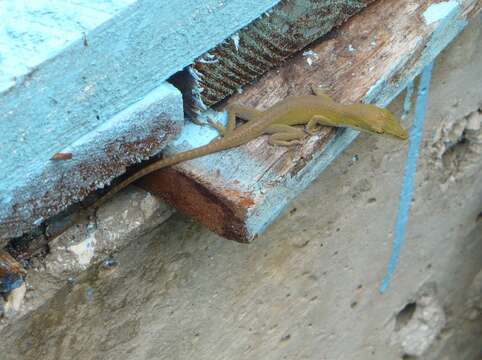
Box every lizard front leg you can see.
[306,114,341,135]
[265,124,305,146]
[310,84,335,102]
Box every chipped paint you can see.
[367,1,466,106]
[423,1,459,24]
[0,83,183,242]
[171,110,225,149]
[198,53,220,64]
[188,67,209,113]
[231,34,240,51]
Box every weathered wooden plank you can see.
[0,0,282,241]
[0,83,183,242]
[0,0,280,94]
[0,0,134,93]
[186,0,376,114]
[139,0,480,242]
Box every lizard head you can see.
[345,104,408,140]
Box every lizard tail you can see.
[91,136,240,209]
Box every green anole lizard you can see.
[88,86,407,211]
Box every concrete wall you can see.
[0,14,481,360]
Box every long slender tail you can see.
[91,135,240,209]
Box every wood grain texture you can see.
[139,0,481,242]
[188,0,375,113]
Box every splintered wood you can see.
[188,0,375,112]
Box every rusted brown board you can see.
[187,0,375,114]
[139,0,481,242]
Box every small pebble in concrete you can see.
[3,283,27,318]
[46,186,173,278]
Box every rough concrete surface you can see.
[45,186,173,278]
[0,14,481,360]
[0,186,173,328]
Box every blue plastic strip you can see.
[380,62,434,293]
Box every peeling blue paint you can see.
[58,84,181,161]
[0,275,23,294]
[423,1,459,25]
[171,118,220,150]
[168,110,274,192]
[0,82,183,240]
[198,53,220,64]
[231,34,240,51]
[380,62,434,293]
[366,1,466,106]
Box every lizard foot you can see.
[207,118,227,137]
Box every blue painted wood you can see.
[0,82,183,242]
[143,0,477,242]
[0,0,136,93]
[0,0,280,240]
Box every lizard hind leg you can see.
[208,105,263,137]
[266,124,305,146]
